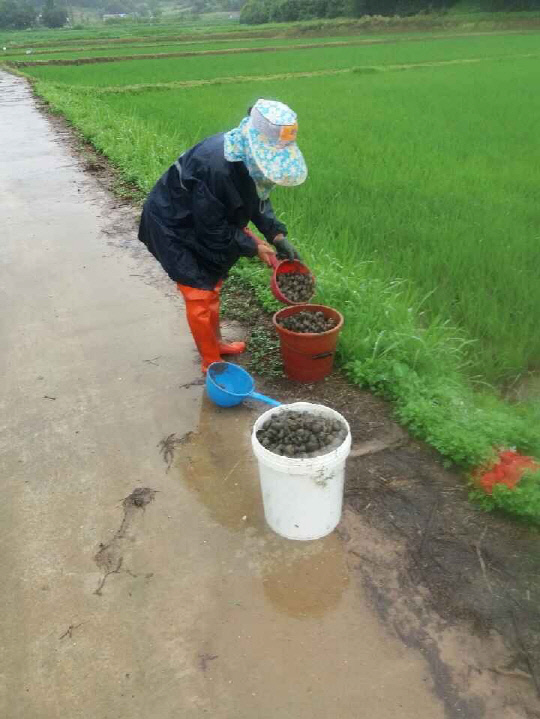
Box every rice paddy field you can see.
[2,35,383,62]
[5,22,540,470]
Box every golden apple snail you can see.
[278,310,337,334]
[256,409,348,458]
[276,272,315,304]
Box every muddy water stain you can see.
[173,393,350,618]
[174,393,265,531]
[261,533,349,618]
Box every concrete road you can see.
[0,72,445,719]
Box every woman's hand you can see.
[257,240,276,267]
[274,235,301,261]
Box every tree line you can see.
[2,0,538,32]
[240,0,540,23]
[0,0,69,29]
[0,0,166,29]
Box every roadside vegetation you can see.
[240,0,540,23]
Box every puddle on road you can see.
[262,533,348,618]
[173,393,349,619]
[177,394,264,532]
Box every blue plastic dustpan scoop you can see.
[206,362,281,408]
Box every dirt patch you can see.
[83,159,107,173]
[123,486,156,510]
[342,450,540,713]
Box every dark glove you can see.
[274,237,301,261]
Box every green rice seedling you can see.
[1,35,377,63]
[22,33,540,87]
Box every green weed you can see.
[246,326,283,379]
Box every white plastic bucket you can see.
[251,402,351,541]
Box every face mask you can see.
[224,118,275,200]
[250,173,275,200]
[240,142,275,199]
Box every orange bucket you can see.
[273,304,344,382]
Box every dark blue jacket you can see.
[138,132,287,290]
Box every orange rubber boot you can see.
[219,341,246,355]
[177,284,222,373]
[209,284,246,356]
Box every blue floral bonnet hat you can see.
[224,99,308,198]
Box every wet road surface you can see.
[0,71,445,718]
